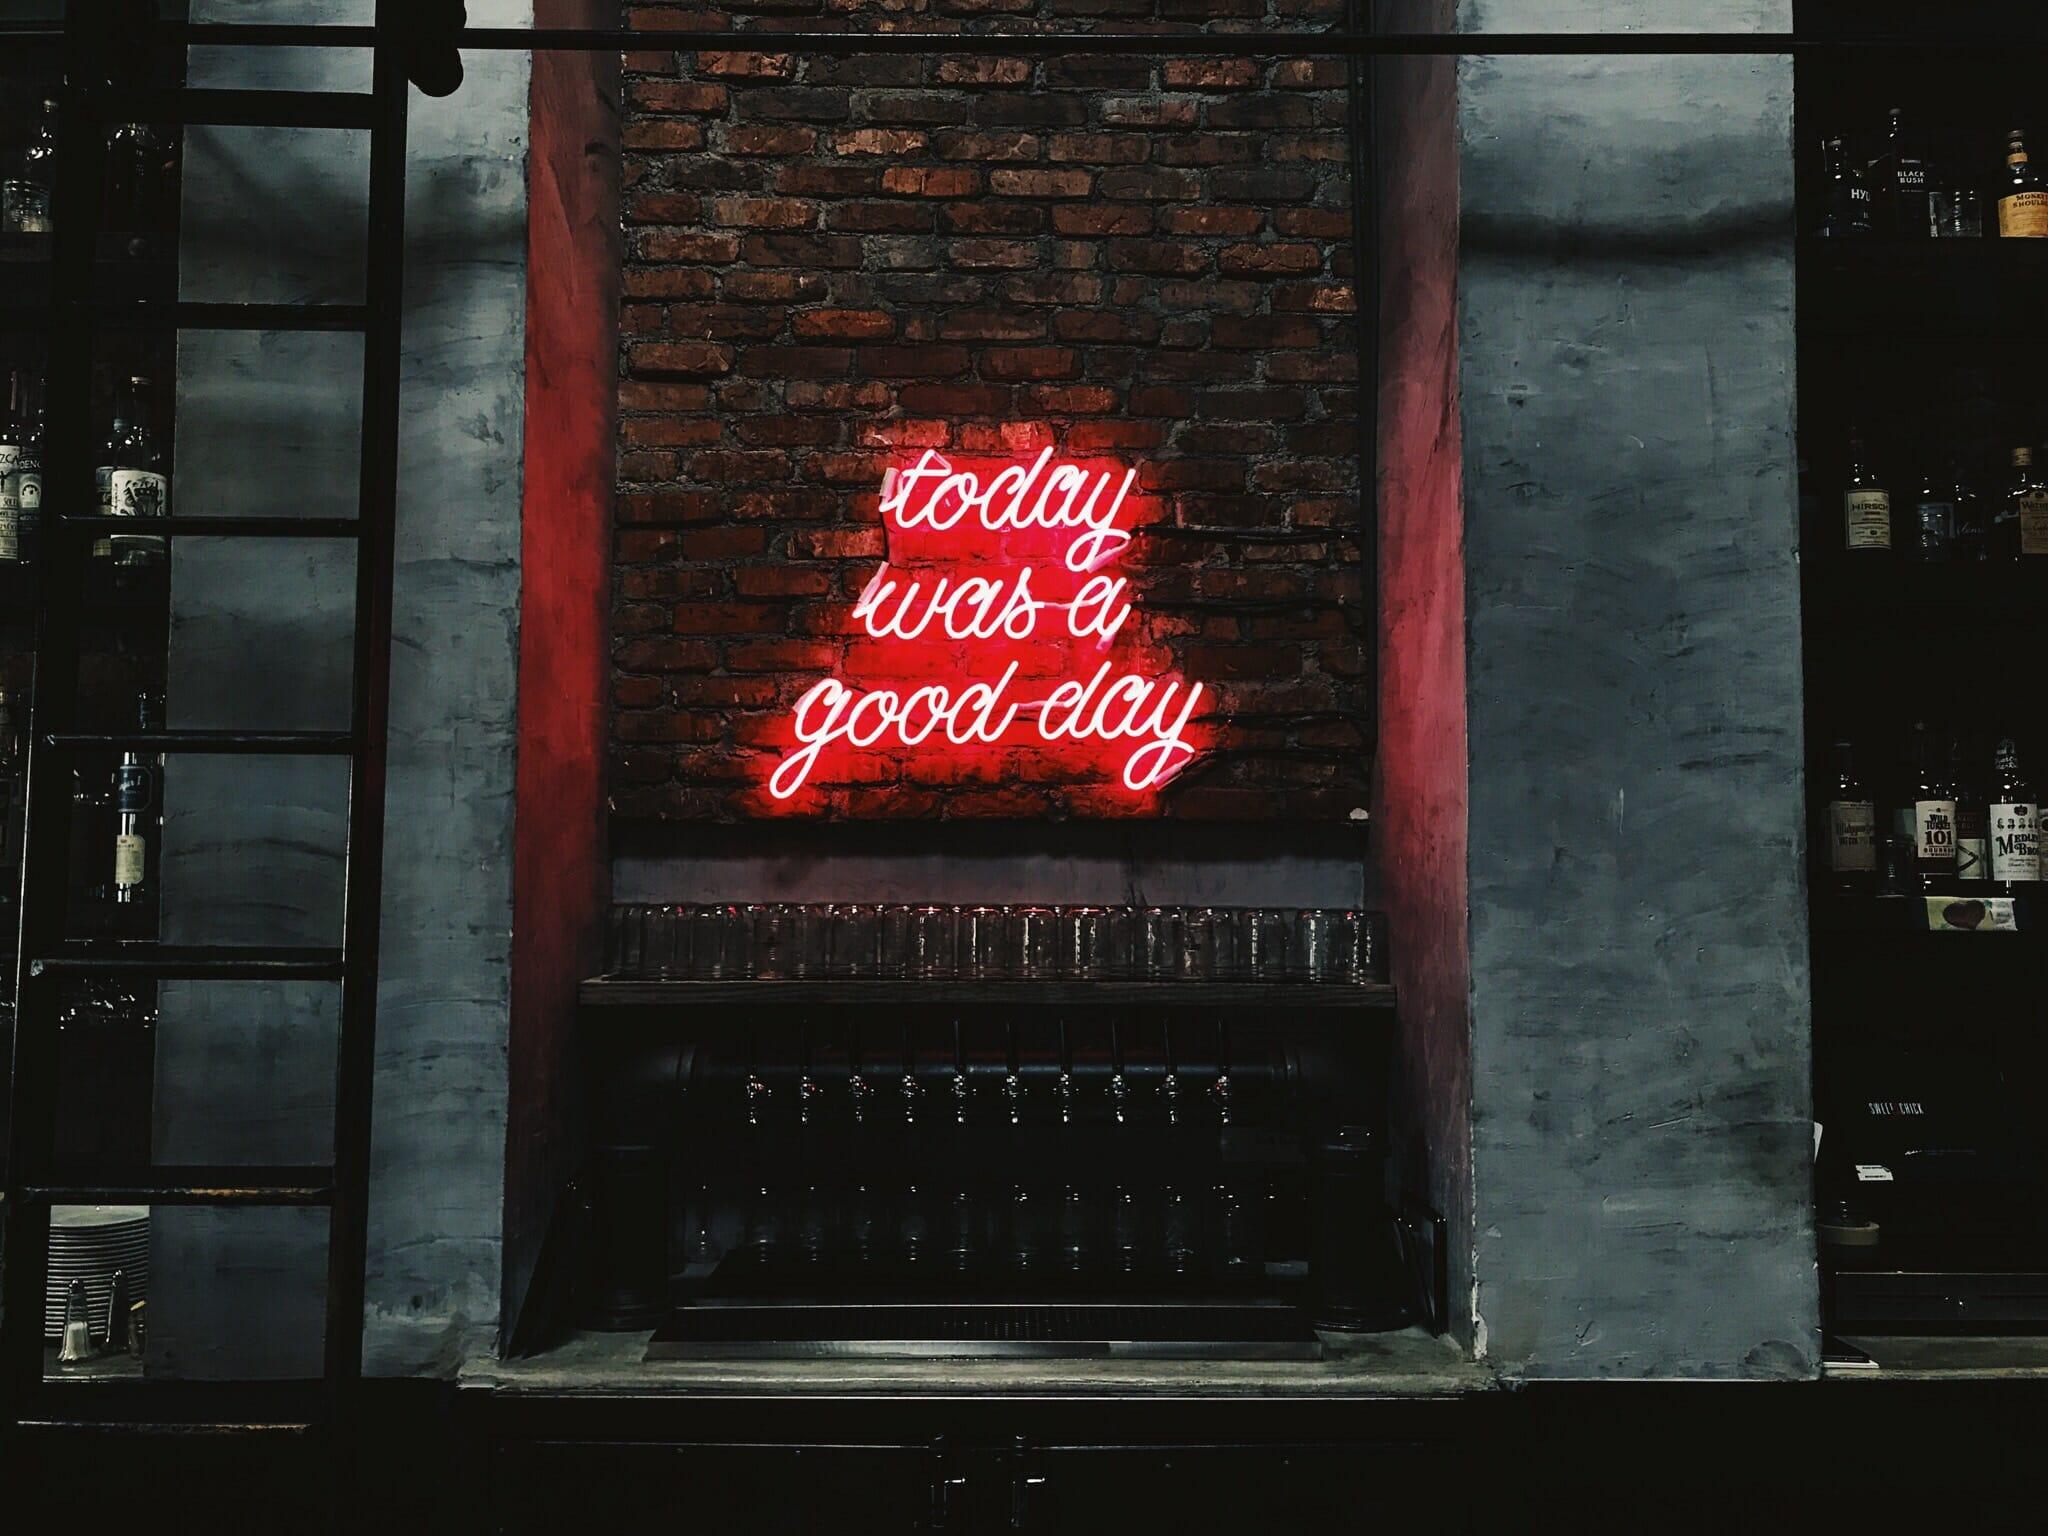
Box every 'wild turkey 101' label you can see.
[1915,798,1958,866]
[1991,801,2041,883]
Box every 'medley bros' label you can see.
[1991,801,2041,883]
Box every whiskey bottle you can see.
[1843,429,1892,552]
[1951,458,1988,562]
[1993,444,2048,561]
[0,685,20,831]
[1909,455,1956,561]
[1822,739,1878,891]
[111,691,159,908]
[1820,136,1873,238]
[1874,108,1930,237]
[1998,129,2048,238]
[102,121,177,240]
[1952,736,1991,890]
[0,371,21,563]
[95,375,168,567]
[0,95,57,236]
[1910,722,1959,887]
[1989,737,2041,891]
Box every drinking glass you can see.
[1290,908,1333,981]
[1238,907,1291,980]
[745,903,801,979]
[1058,905,1113,979]
[650,904,691,977]
[1011,905,1059,980]
[689,903,739,978]
[828,902,882,979]
[960,904,1008,979]
[612,905,645,976]
[1136,906,1183,980]
[1104,906,1141,979]
[909,903,958,979]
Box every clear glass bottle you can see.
[1822,739,1877,892]
[2,96,57,235]
[1909,455,1956,561]
[111,691,160,909]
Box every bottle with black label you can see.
[1844,429,1892,553]
[1951,457,1989,563]
[1990,737,2040,892]
[1823,739,1878,891]
[1820,136,1873,238]
[1909,721,1958,887]
[1874,107,1930,237]
[1998,128,2048,238]
[94,375,168,567]
[1994,444,2048,561]
[12,371,42,565]
[1910,454,1956,561]
[1952,735,1991,890]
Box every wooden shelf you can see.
[580,977,1396,1011]
[1798,238,2048,342]
[1811,893,2042,934]
[1803,561,2048,627]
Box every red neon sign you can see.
[761,447,1208,809]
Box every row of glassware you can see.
[608,902,1385,985]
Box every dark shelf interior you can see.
[581,977,1396,1012]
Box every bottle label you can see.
[108,469,166,518]
[1999,190,2048,237]
[113,832,146,890]
[1956,802,1990,884]
[13,470,36,511]
[2020,492,2048,556]
[0,507,17,563]
[1991,802,2041,882]
[1915,798,1958,864]
[1845,489,1892,549]
[1827,800,1878,873]
[0,446,17,512]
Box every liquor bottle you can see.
[111,691,160,909]
[1989,737,2041,892]
[1952,736,1991,890]
[102,121,176,239]
[1843,429,1892,552]
[0,372,20,563]
[1909,455,1956,561]
[1873,108,1930,237]
[1997,129,2048,238]
[1,95,57,236]
[1909,721,1959,886]
[1951,458,1989,562]
[0,685,20,831]
[1994,444,2048,561]
[1820,136,1873,238]
[95,375,168,567]
[1821,739,1878,892]
[11,370,42,565]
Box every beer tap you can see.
[1210,1021,1233,1128]
[1001,1019,1025,1127]
[1160,1019,1182,1128]
[796,1019,821,1128]
[1055,1019,1077,1126]
[1107,1017,1130,1125]
[743,1037,772,1128]
[847,1018,873,1127]
[899,1019,921,1126]
[950,1017,971,1127]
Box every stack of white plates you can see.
[45,1205,150,1341]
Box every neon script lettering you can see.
[765,450,1205,803]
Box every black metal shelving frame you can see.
[0,4,409,1437]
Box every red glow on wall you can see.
[749,447,1211,815]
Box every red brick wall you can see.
[614,5,1369,820]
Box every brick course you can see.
[615,3,1369,821]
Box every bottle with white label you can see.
[7,370,41,565]
[110,691,160,910]
[1952,735,1990,891]
[1990,737,2041,892]
[1823,738,1877,891]
[95,374,167,567]
[1843,429,1891,553]
[1909,720,1958,887]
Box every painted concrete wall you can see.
[151,0,529,1377]
[1457,1,1815,1376]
